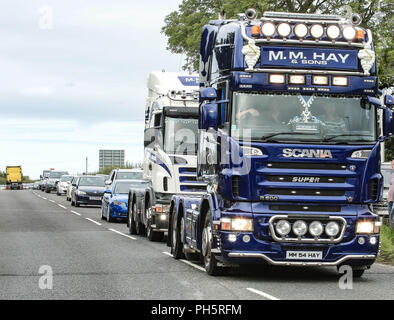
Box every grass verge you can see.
[377,224,394,265]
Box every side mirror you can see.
[201,103,219,130]
[383,108,394,138]
[385,94,394,107]
[72,183,77,187]
[201,88,217,101]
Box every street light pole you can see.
[86,157,88,174]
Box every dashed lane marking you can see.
[108,228,137,240]
[58,204,67,209]
[162,251,206,272]
[246,287,280,301]
[85,217,102,226]
[70,210,81,216]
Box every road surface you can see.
[0,190,393,300]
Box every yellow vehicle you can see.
[6,166,23,190]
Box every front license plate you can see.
[90,196,101,201]
[286,251,323,260]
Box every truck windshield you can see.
[164,117,198,155]
[231,93,376,144]
[49,171,68,178]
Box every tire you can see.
[135,201,145,235]
[71,196,75,206]
[171,211,185,259]
[128,201,137,235]
[107,205,114,222]
[352,268,365,278]
[75,200,80,207]
[146,199,163,241]
[202,212,227,276]
[101,206,106,220]
[45,188,50,193]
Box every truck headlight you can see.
[77,190,86,195]
[356,220,378,234]
[351,150,371,159]
[309,221,324,236]
[221,217,253,232]
[241,146,263,156]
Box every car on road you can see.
[101,179,145,222]
[71,175,106,207]
[106,168,143,186]
[44,170,68,193]
[56,175,74,196]
[66,176,78,201]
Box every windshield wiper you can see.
[261,132,317,141]
[323,134,372,142]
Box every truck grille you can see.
[266,162,347,170]
[178,167,206,193]
[269,205,341,212]
[266,188,345,197]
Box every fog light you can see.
[370,236,377,245]
[293,220,308,236]
[228,234,237,242]
[289,75,305,84]
[309,221,323,236]
[160,214,166,221]
[332,76,348,86]
[312,75,328,85]
[242,235,251,243]
[275,220,291,236]
[325,221,340,237]
[358,237,365,245]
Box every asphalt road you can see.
[1,189,393,300]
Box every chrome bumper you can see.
[227,252,376,267]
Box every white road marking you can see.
[49,200,55,203]
[246,287,280,301]
[85,217,102,226]
[58,204,67,209]
[108,228,137,240]
[42,197,47,200]
[70,210,81,216]
[162,251,206,272]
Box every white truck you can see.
[127,71,206,241]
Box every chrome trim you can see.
[227,252,376,266]
[246,68,364,76]
[268,215,347,244]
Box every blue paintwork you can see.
[168,16,389,268]
[102,192,129,219]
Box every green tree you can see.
[162,0,393,80]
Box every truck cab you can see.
[168,10,394,276]
[127,71,206,241]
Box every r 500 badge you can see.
[260,196,279,201]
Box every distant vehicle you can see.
[33,181,40,190]
[66,176,78,201]
[71,175,106,207]
[39,170,51,191]
[44,170,69,193]
[56,175,74,196]
[6,166,23,190]
[106,168,143,186]
[101,179,145,222]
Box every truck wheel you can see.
[135,201,145,235]
[202,212,227,276]
[45,188,50,193]
[171,212,185,259]
[128,202,137,235]
[352,268,365,278]
[147,220,164,241]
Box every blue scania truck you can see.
[167,9,394,276]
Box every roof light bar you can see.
[327,25,340,40]
[261,22,276,37]
[277,23,291,37]
[310,24,324,39]
[294,23,308,38]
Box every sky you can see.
[0,0,184,179]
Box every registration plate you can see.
[286,251,323,260]
[90,196,101,201]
